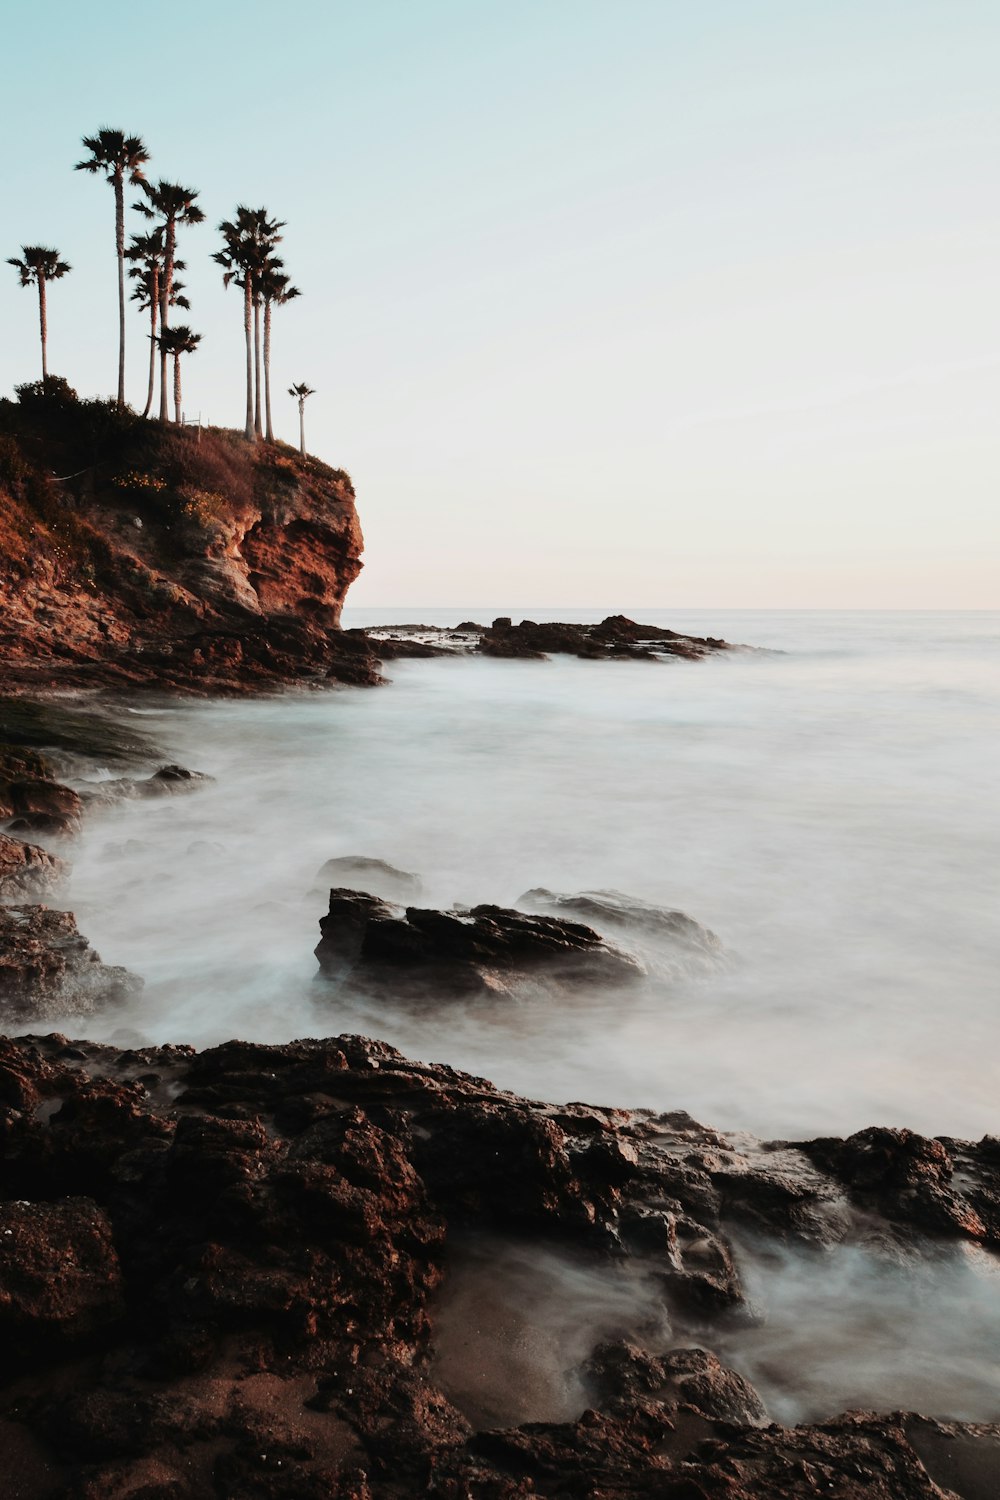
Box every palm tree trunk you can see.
[115,170,126,408]
[253,292,263,437]
[263,299,273,442]
[143,272,158,419]
[159,220,175,423]
[38,276,48,380]
[174,353,182,424]
[299,399,306,457]
[243,278,255,442]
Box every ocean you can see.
[63,608,999,1142]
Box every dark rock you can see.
[314,889,643,997]
[0,905,142,1022]
[479,615,733,661]
[0,1033,996,1497]
[0,1198,124,1355]
[314,856,422,903]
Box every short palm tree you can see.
[134,180,204,421]
[127,230,189,417]
[259,259,300,442]
[7,246,71,380]
[75,128,149,407]
[154,324,201,424]
[215,206,284,441]
[288,382,315,457]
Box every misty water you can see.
[53,607,1000,1425]
[63,608,999,1141]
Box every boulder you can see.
[314,889,643,997]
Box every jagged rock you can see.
[0,1033,995,1498]
[479,614,732,661]
[0,906,142,1022]
[0,833,69,903]
[0,420,373,694]
[314,889,644,997]
[314,856,422,903]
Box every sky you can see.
[2,0,998,608]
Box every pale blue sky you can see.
[3,1,998,606]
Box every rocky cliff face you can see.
[0,389,376,691]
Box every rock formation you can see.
[0,906,141,1023]
[0,393,377,692]
[314,889,644,998]
[0,1031,996,1498]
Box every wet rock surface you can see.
[0,1032,995,1497]
[0,907,142,1024]
[0,834,70,904]
[363,614,736,664]
[519,887,725,976]
[315,889,644,997]
[479,613,732,660]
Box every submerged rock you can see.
[315,855,422,902]
[314,888,643,997]
[78,763,213,809]
[0,905,142,1023]
[520,886,724,974]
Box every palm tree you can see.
[259,260,300,442]
[288,382,314,457]
[215,206,284,441]
[155,325,201,424]
[75,129,149,408]
[134,180,204,421]
[126,230,189,417]
[7,246,71,380]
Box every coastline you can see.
[2,664,999,1496]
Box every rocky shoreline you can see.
[0,656,997,1496]
[0,1029,998,1499]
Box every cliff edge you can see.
[0,383,377,692]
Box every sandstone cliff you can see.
[0,384,376,691]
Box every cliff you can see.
[0,383,377,692]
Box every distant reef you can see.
[0,384,377,693]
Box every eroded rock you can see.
[0,906,142,1023]
[314,889,644,997]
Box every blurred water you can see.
[60,609,1000,1141]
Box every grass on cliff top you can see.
[0,381,353,518]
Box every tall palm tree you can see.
[259,259,300,442]
[7,246,71,380]
[134,180,204,421]
[75,128,149,408]
[155,325,201,424]
[215,207,284,441]
[126,230,189,417]
[288,382,314,457]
